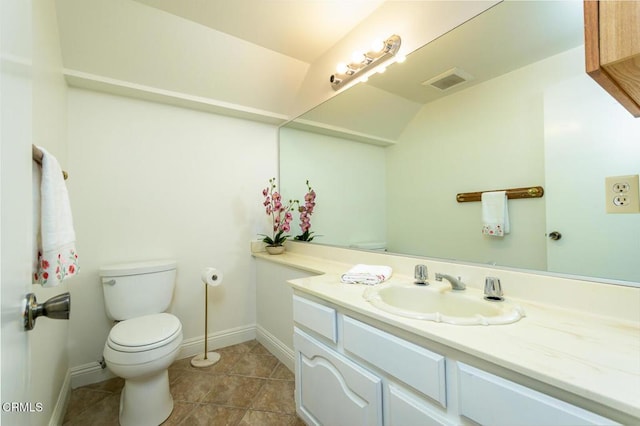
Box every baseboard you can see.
[48,370,71,426]
[70,360,115,389]
[177,324,256,360]
[256,325,295,371]
[69,324,257,389]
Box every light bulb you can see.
[351,51,366,64]
[336,63,349,74]
[376,66,386,74]
[395,54,407,63]
[370,38,385,52]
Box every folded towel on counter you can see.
[341,264,392,285]
[481,191,510,237]
[33,146,79,287]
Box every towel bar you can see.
[456,186,544,203]
[32,145,68,180]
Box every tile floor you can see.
[63,340,305,425]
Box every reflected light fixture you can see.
[330,34,402,90]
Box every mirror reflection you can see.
[280,1,640,284]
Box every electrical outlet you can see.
[612,182,630,193]
[613,196,630,206]
[605,175,640,213]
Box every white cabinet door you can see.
[295,328,383,426]
[343,316,447,407]
[388,384,454,426]
[458,363,619,426]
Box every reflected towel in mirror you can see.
[481,191,510,237]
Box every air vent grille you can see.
[422,67,474,91]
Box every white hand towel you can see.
[33,146,79,286]
[341,264,392,285]
[481,191,510,237]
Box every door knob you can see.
[548,231,562,241]
[23,292,70,331]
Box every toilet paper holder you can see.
[23,292,71,331]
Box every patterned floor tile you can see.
[63,341,303,426]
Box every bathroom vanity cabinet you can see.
[585,0,640,117]
[293,292,619,426]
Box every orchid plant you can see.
[294,180,317,242]
[260,178,295,247]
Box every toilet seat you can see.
[107,313,182,353]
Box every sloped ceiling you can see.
[55,0,507,123]
[131,0,385,63]
[55,0,387,122]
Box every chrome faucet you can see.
[414,264,428,285]
[435,273,466,291]
[484,276,504,301]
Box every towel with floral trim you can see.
[341,264,392,285]
[33,146,79,286]
[481,191,510,237]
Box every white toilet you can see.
[100,260,183,426]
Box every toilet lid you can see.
[108,313,181,352]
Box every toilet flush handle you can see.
[103,279,116,286]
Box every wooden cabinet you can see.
[585,1,640,117]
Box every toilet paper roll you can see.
[201,267,223,287]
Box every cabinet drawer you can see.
[295,328,383,426]
[388,383,454,426]
[293,294,337,343]
[343,316,446,407]
[457,363,619,426]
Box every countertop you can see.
[253,249,640,420]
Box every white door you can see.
[544,74,640,283]
[1,0,34,424]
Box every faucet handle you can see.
[414,264,428,285]
[484,277,504,301]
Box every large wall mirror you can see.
[280,1,640,286]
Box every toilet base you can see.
[119,369,173,426]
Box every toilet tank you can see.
[100,259,177,321]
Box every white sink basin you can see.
[364,284,525,325]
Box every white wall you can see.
[255,259,313,370]
[385,47,586,270]
[66,88,278,369]
[280,127,387,248]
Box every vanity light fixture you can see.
[330,34,402,90]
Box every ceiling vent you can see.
[422,67,474,91]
